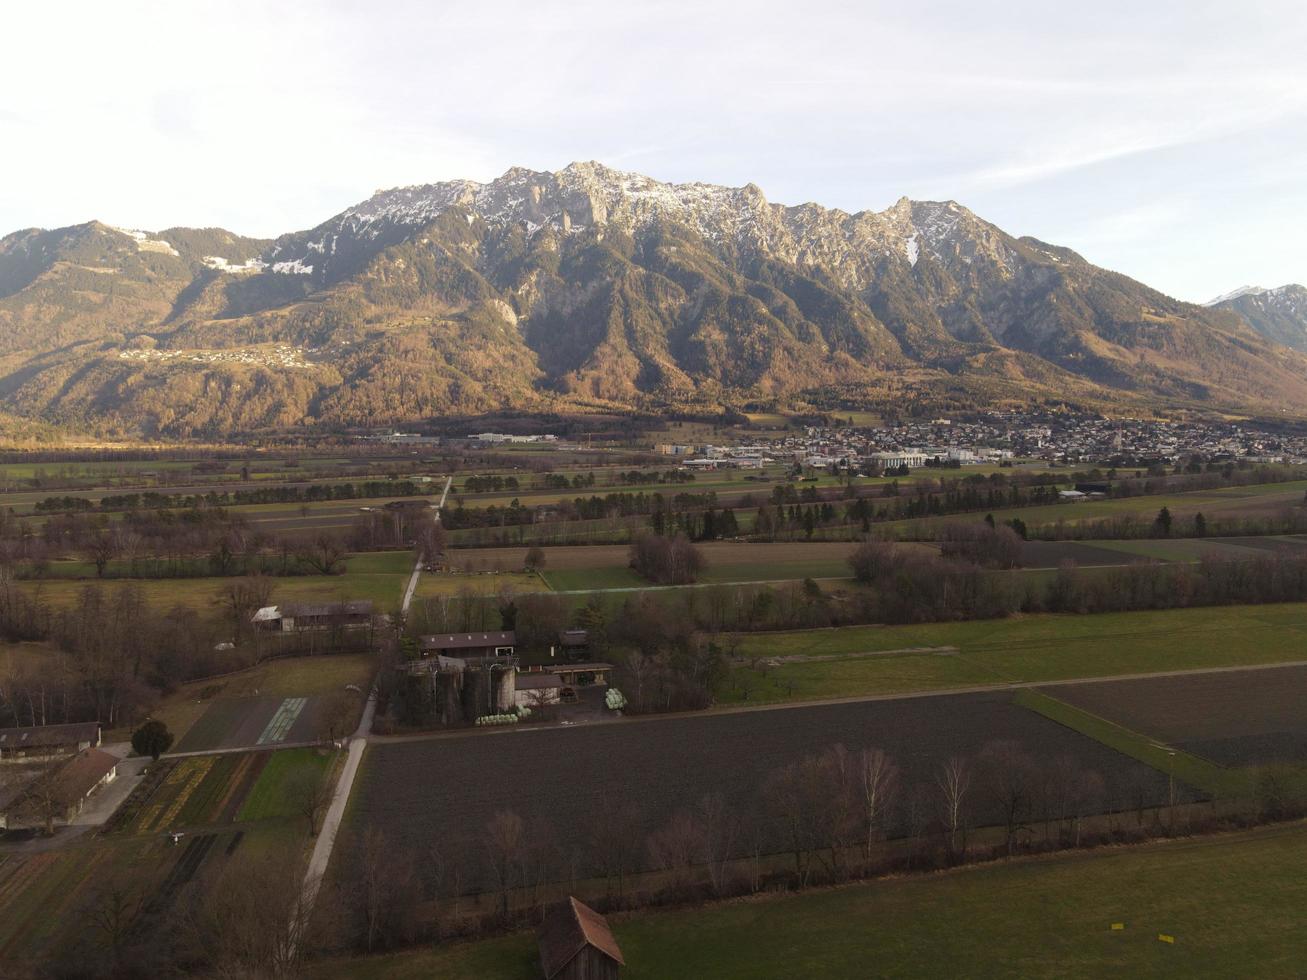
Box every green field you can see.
[237,748,335,822]
[306,821,1307,979]
[722,603,1307,704]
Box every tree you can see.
[85,875,146,972]
[1194,511,1207,537]
[88,531,118,578]
[646,809,705,895]
[1154,506,1173,537]
[978,739,1037,856]
[523,546,546,572]
[299,534,348,575]
[132,719,174,761]
[288,760,335,836]
[484,809,526,918]
[936,755,972,861]
[858,747,899,861]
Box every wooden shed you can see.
[538,896,625,980]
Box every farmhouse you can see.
[0,722,101,763]
[251,600,374,632]
[418,631,516,659]
[538,896,625,980]
[0,747,119,832]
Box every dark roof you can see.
[280,600,373,618]
[0,721,100,750]
[539,897,625,978]
[559,629,589,647]
[554,662,615,673]
[419,631,516,650]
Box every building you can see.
[538,896,625,980]
[515,673,565,709]
[866,450,927,470]
[418,631,516,660]
[0,748,119,832]
[251,600,374,632]
[0,722,101,763]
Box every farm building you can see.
[251,600,374,632]
[0,722,101,763]
[553,663,614,688]
[539,896,625,980]
[515,673,564,709]
[0,748,119,832]
[418,631,516,659]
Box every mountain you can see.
[3,161,1307,438]
[1206,285,1307,352]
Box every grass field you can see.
[16,550,413,613]
[236,748,334,822]
[307,820,1307,979]
[883,479,1307,539]
[414,571,542,598]
[722,603,1307,704]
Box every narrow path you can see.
[297,685,377,935]
[401,476,452,615]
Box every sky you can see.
[4,0,1305,303]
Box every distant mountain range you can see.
[1205,285,1307,352]
[2,161,1306,438]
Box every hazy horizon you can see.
[5,0,1304,303]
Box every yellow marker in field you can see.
[1158,934,1175,944]
[1110,923,1125,931]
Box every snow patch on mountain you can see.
[110,226,179,257]
[1205,285,1267,306]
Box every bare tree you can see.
[936,755,972,862]
[858,747,900,862]
[351,827,422,953]
[177,850,317,976]
[287,762,335,837]
[298,534,348,576]
[979,739,1038,856]
[588,797,644,900]
[697,791,739,895]
[483,809,526,918]
[216,574,274,643]
[85,875,145,972]
[647,809,706,895]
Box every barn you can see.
[0,721,101,763]
[538,896,625,980]
[0,747,119,832]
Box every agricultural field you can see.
[15,549,413,613]
[449,541,870,592]
[105,747,334,836]
[1044,665,1307,767]
[0,744,332,969]
[414,570,542,598]
[144,654,374,748]
[882,479,1307,539]
[723,603,1307,704]
[344,690,1177,893]
[309,821,1307,980]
